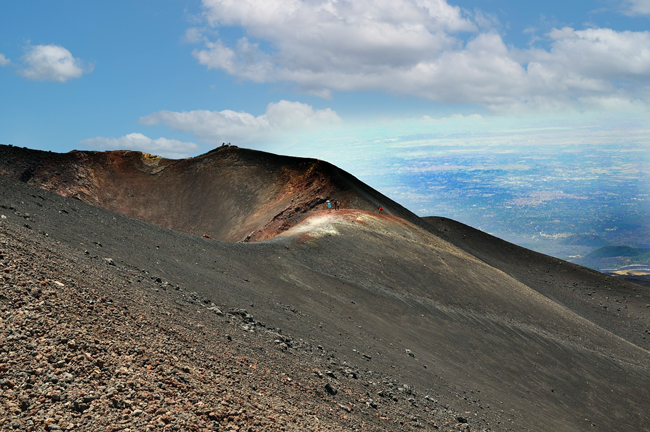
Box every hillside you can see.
[586,246,650,259]
[0,145,422,242]
[423,217,650,351]
[1,146,650,431]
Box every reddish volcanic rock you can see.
[0,145,421,242]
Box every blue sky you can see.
[0,1,648,217]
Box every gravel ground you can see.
[1,221,477,431]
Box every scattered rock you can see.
[339,404,352,413]
[208,305,224,316]
[324,383,338,395]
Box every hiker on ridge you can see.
[327,199,332,210]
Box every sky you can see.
[0,0,649,229]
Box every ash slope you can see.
[1,175,649,432]
[3,181,478,432]
[0,145,422,242]
[424,217,650,353]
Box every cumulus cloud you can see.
[535,27,650,80]
[79,133,200,159]
[19,44,93,82]
[0,54,11,67]
[620,0,650,16]
[139,100,341,144]
[193,0,474,91]
[190,0,650,110]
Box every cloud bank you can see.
[189,0,650,111]
[79,133,199,159]
[139,100,341,144]
[19,44,93,82]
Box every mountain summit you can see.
[0,145,420,242]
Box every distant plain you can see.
[361,141,650,275]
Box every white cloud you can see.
[535,27,650,80]
[79,133,200,159]
[193,37,274,83]
[19,44,93,82]
[191,0,650,111]
[0,54,11,67]
[139,100,342,144]
[194,0,474,91]
[620,0,650,16]
[264,100,341,129]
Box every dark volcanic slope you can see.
[2,223,355,431]
[424,217,650,351]
[1,175,649,432]
[0,145,422,242]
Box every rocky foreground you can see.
[1,221,479,431]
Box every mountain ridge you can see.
[0,144,424,242]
